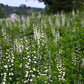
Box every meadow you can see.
[0,11,84,84]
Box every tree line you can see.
[0,4,44,18]
[0,0,84,18]
[38,0,84,13]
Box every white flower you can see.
[2,82,5,84]
[50,80,53,82]
[34,61,37,63]
[63,72,65,76]
[30,79,32,82]
[32,74,35,77]
[33,68,36,71]
[9,77,12,80]
[3,73,6,77]
[43,74,46,76]
[9,73,14,76]
[34,56,37,59]
[27,55,30,58]
[44,81,47,83]
[37,76,39,78]
[24,80,28,83]
[20,63,22,67]
[4,65,8,68]
[56,17,60,27]
[29,58,31,62]
[3,78,6,81]
[4,73,6,75]
[30,70,32,73]
[45,69,48,72]
[25,64,29,68]
[26,47,28,50]
[11,64,14,66]
[11,59,13,62]
[37,70,39,72]
[72,10,75,16]
[1,73,3,76]
[12,57,14,59]
[27,62,30,65]
[11,68,13,70]
[25,71,28,77]
[38,13,41,18]
[33,51,36,53]
[9,65,11,67]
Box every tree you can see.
[20,4,27,8]
[0,4,5,18]
[38,0,84,13]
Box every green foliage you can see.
[39,0,84,13]
[0,11,84,83]
[0,4,5,18]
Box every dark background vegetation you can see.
[0,0,84,18]
[0,3,44,18]
[38,0,84,13]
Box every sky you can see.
[0,0,45,8]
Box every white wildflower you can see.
[20,63,22,67]
[2,82,5,84]
[4,65,8,68]
[37,76,39,78]
[24,80,28,83]
[11,59,13,62]
[3,78,6,81]
[29,58,31,62]
[32,74,35,77]
[25,71,28,77]
[9,73,14,76]
[30,79,32,82]
[9,77,12,80]
[33,68,36,71]
[72,10,75,17]
[34,61,37,63]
